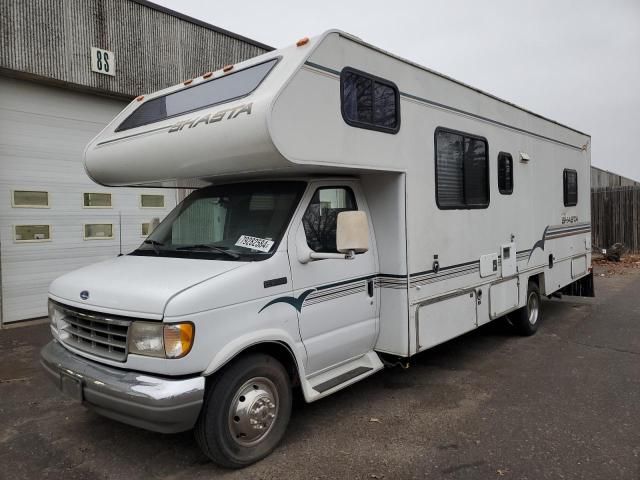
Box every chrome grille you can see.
[56,303,131,361]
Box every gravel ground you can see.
[1,266,639,480]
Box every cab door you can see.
[287,182,379,375]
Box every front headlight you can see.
[128,322,194,359]
[48,299,64,331]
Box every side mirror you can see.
[337,211,369,255]
[296,210,370,263]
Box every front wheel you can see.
[195,353,292,468]
[510,281,542,336]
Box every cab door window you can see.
[302,187,357,253]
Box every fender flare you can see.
[202,328,307,379]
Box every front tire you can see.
[511,281,542,336]
[195,353,292,468]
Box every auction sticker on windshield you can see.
[235,235,274,253]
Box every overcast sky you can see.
[155,0,640,180]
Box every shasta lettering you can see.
[168,102,252,133]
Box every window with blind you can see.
[498,152,514,195]
[563,169,578,206]
[435,128,489,209]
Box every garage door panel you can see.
[0,76,176,323]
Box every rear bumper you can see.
[40,340,205,433]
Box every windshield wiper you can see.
[176,244,240,259]
[143,239,164,255]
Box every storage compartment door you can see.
[417,291,477,351]
[571,255,587,279]
[489,278,519,319]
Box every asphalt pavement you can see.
[1,266,638,480]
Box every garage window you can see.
[142,223,150,236]
[141,194,165,208]
[83,192,112,208]
[15,225,51,242]
[12,190,49,208]
[84,224,114,240]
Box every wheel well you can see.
[206,342,301,388]
[528,273,541,287]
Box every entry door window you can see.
[302,187,357,253]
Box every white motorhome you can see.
[41,30,593,467]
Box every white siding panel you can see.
[0,76,177,323]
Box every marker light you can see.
[296,37,309,47]
[163,323,195,359]
[135,95,144,102]
[183,79,193,86]
[203,71,213,79]
[223,64,234,73]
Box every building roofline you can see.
[130,0,274,52]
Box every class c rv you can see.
[41,30,594,468]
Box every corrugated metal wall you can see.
[0,0,271,98]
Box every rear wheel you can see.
[195,353,292,468]
[510,281,542,336]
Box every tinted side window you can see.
[498,152,514,195]
[435,129,489,209]
[303,187,357,253]
[341,68,399,133]
[563,169,578,206]
[117,59,278,132]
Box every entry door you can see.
[288,184,379,375]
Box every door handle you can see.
[367,279,374,297]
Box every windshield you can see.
[131,181,306,261]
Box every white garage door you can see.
[0,76,177,323]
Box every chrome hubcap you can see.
[528,292,539,325]
[228,377,279,447]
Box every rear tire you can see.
[511,281,542,336]
[195,353,292,468]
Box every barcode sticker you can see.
[235,235,274,253]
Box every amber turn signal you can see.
[163,323,195,359]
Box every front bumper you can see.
[41,340,205,433]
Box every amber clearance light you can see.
[296,37,310,47]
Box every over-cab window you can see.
[435,128,489,209]
[340,68,400,133]
[497,152,513,195]
[116,58,279,132]
[302,187,357,253]
[563,169,578,206]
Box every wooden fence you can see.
[591,186,640,253]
